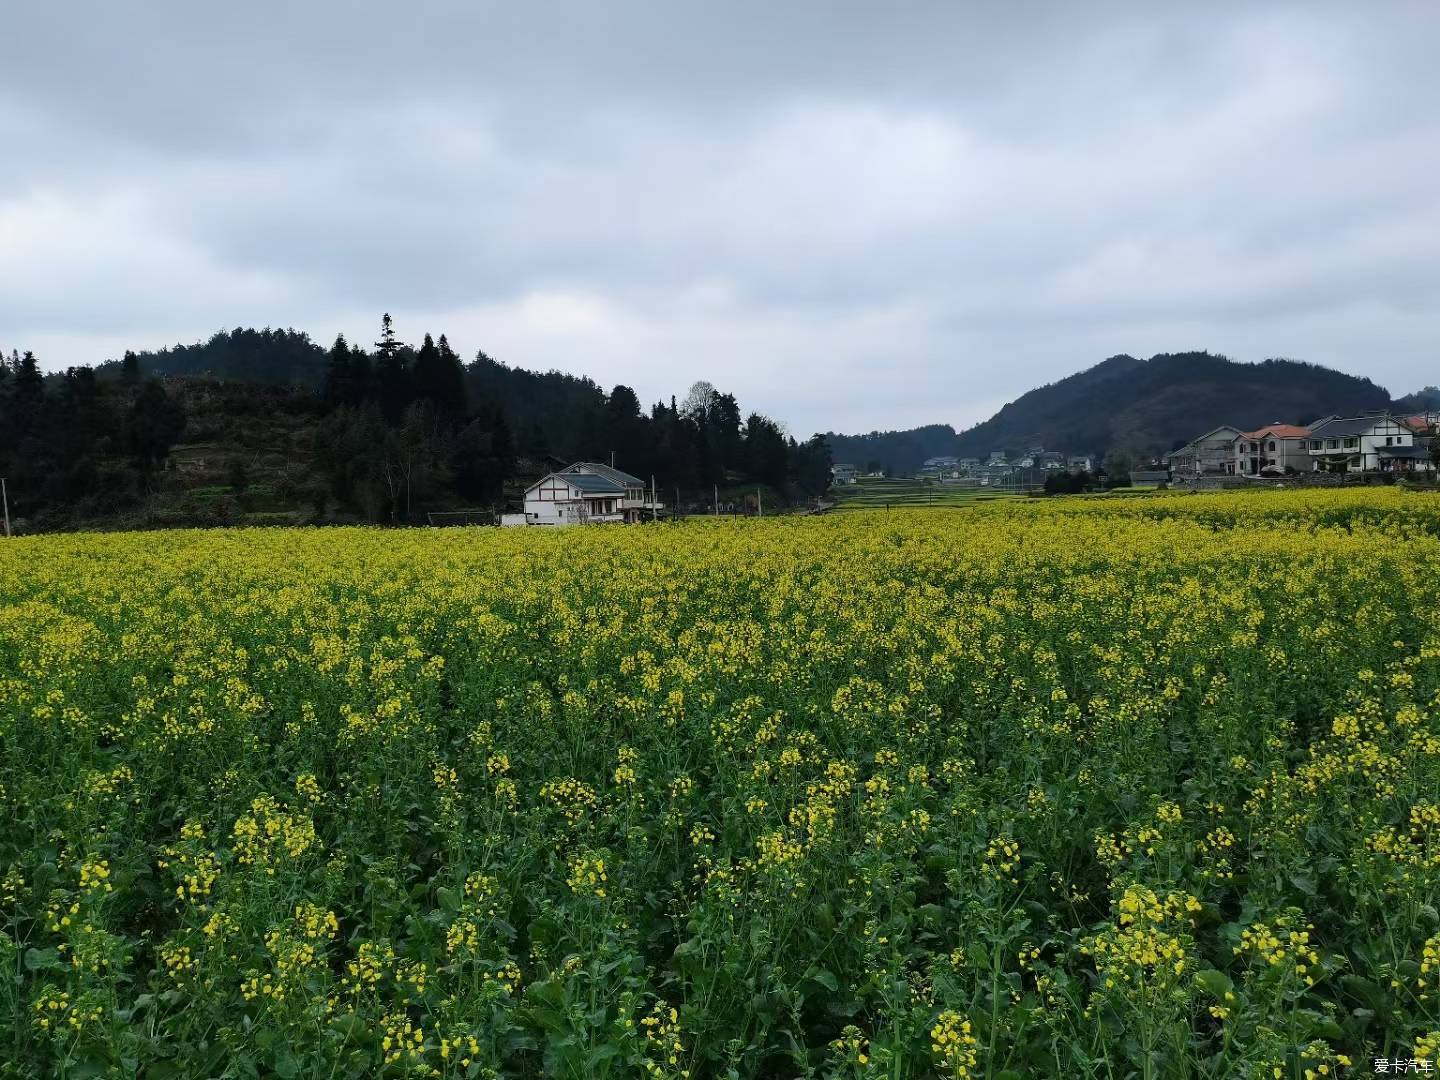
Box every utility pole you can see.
[650,475,656,522]
[610,450,616,469]
[714,484,718,515]
[757,488,763,517]
[1,477,9,537]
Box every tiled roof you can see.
[1240,424,1309,439]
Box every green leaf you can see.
[1193,969,1233,998]
[23,947,60,971]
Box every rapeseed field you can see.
[2,489,1438,1077]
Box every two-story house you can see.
[1234,423,1313,475]
[1306,415,1425,473]
[1166,426,1242,478]
[516,462,656,525]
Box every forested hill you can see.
[827,352,1400,473]
[0,321,832,532]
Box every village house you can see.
[1234,422,1314,476]
[1166,426,1242,477]
[1306,415,1432,473]
[831,463,859,485]
[1038,451,1066,470]
[508,462,659,526]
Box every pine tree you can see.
[322,334,352,409]
[121,350,141,384]
[436,334,467,420]
[372,313,410,422]
[349,344,372,403]
[411,333,443,410]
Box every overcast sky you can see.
[4,2,1437,434]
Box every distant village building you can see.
[1235,423,1313,475]
[1166,426,1243,477]
[1162,412,1435,483]
[510,462,657,526]
[831,463,859,485]
[1306,415,1431,473]
[987,451,1009,466]
[1066,455,1093,474]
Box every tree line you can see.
[1,316,832,528]
[312,315,831,520]
[0,349,186,524]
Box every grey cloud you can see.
[4,1,1438,435]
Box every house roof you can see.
[525,470,626,496]
[1405,415,1438,434]
[1240,424,1310,439]
[566,461,646,487]
[1308,414,1401,438]
[1378,445,1427,459]
[1169,426,1242,456]
[560,472,626,493]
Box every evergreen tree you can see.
[121,350,141,384]
[788,434,833,497]
[412,333,467,422]
[322,334,352,409]
[349,344,372,403]
[126,380,187,468]
[372,313,410,422]
[743,413,789,489]
[14,351,44,408]
[437,335,467,419]
[411,333,443,411]
[710,392,743,474]
[604,385,647,475]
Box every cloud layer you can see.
[5,1,1437,433]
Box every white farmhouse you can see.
[1306,415,1431,473]
[513,462,659,526]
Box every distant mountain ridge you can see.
[827,352,1408,474]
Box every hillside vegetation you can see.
[0,323,831,532]
[828,352,1407,474]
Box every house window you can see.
[1268,441,1276,451]
[1310,440,1321,450]
[1326,439,1338,449]
[1344,438,1358,448]
[1385,436,1395,446]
